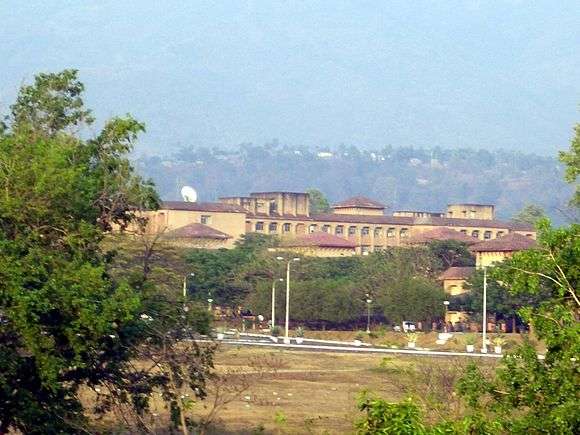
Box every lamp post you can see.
[276,256,300,343]
[271,278,284,329]
[482,267,488,353]
[365,294,372,334]
[443,300,450,332]
[207,289,213,313]
[183,272,195,300]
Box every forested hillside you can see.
[134,143,573,222]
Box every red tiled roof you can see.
[284,232,357,249]
[408,227,479,245]
[438,266,475,281]
[165,223,232,240]
[470,233,537,252]
[333,196,385,209]
[161,201,246,213]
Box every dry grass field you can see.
[184,346,497,434]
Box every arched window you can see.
[348,226,357,236]
[472,230,480,238]
[400,228,409,238]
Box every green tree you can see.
[306,188,331,214]
[511,203,547,226]
[379,277,445,324]
[559,122,580,206]
[463,269,548,331]
[427,240,475,270]
[186,233,276,306]
[0,70,209,434]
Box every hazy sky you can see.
[1,0,579,155]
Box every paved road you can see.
[206,332,510,359]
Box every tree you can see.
[463,269,548,331]
[355,220,580,433]
[511,203,547,226]
[0,70,209,434]
[427,240,475,270]
[559,122,580,207]
[379,278,445,324]
[306,188,331,214]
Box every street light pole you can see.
[183,272,195,303]
[482,266,488,353]
[277,256,299,343]
[271,278,283,329]
[366,295,372,334]
[443,300,450,332]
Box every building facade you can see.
[141,191,535,255]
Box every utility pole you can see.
[482,267,488,353]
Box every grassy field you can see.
[185,346,497,434]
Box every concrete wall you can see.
[333,207,383,216]
[446,204,495,220]
[443,278,469,295]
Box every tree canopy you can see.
[0,70,209,433]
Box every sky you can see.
[1,0,579,155]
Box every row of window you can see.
[459,229,502,240]
[253,221,410,238]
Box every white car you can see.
[402,321,416,332]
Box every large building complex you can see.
[144,191,536,256]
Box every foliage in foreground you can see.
[0,70,213,434]
[356,221,580,434]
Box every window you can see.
[400,228,409,238]
[361,246,370,255]
[322,224,331,233]
[470,210,476,218]
[374,227,382,237]
[448,211,454,218]
[472,230,480,238]
[497,231,504,237]
[335,225,344,235]
[200,215,211,225]
[361,227,370,236]
[268,222,278,233]
[283,223,291,232]
[255,222,264,231]
[460,229,467,234]
[462,210,467,217]
[484,230,492,240]
[269,200,277,214]
[525,233,533,238]
[309,224,318,233]
[348,226,357,236]
[387,227,396,238]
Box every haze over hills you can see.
[1,0,579,155]
[135,143,574,224]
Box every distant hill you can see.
[134,143,574,224]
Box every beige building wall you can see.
[446,204,495,220]
[279,246,356,257]
[475,251,512,268]
[443,278,469,295]
[333,207,383,216]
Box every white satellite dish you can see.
[181,186,198,203]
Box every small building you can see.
[332,196,386,216]
[163,223,232,249]
[470,233,537,268]
[438,266,475,295]
[446,203,495,220]
[280,231,357,257]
